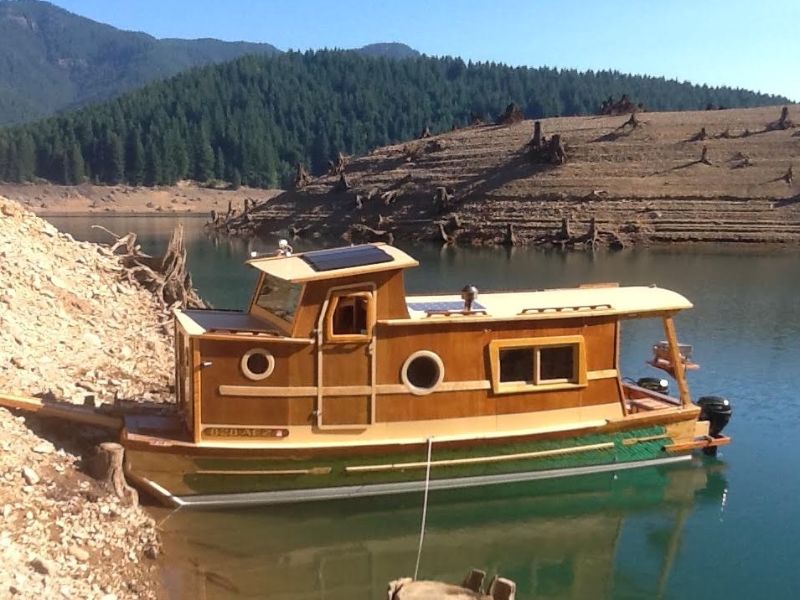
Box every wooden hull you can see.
[123,418,708,508]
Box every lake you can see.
[49,215,800,599]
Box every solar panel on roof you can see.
[407,301,486,312]
[301,245,394,272]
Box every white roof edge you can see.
[246,243,419,283]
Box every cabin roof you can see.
[398,285,692,323]
[247,243,418,283]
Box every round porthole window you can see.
[401,351,444,395]
[240,348,275,381]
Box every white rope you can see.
[413,436,434,580]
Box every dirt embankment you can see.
[0,196,175,599]
[0,181,281,217]
[217,105,800,248]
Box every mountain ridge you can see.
[0,0,420,125]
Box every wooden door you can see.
[317,289,376,428]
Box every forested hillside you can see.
[0,0,282,125]
[0,50,787,189]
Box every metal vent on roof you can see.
[301,245,394,272]
[407,301,486,312]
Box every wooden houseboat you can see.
[121,243,732,507]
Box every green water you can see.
[50,216,800,599]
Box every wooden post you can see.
[532,121,542,148]
[663,316,691,407]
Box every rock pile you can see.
[0,196,174,405]
[1,196,174,598]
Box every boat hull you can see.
[123,421,697,508]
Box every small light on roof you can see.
[250,251,259,258]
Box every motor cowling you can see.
[697,395,732,456]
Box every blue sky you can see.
[54,0,798,101]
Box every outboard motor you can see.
[697,395,732,456]
[636,377,669,395]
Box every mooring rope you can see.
[413,436,434,580]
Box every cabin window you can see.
[240,348,275,381]
[401,351,445,395]
[254,274,302,324]
[326,291,375,341]
[490,336,586,394]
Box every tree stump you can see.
[785,166,794,185]
[332,173,351,193]
[434,187,453,213]
[531,121,542,149]
[548,135,567,164]
[418,126,432,139]
[690,127,707,141]
[770,106,795,130]
[503,223,517,246]
[382,190,400,206]
[438,223,455,245]
[328,152,347,176]
[699,146,711,165]
[293,162,311,189]
[496,103,524,125]
[85,442,138,507]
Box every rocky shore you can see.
[0,196,175,598]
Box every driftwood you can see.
[84,442,138,507]
[95,225,206,310]
[293,162,311,189]
[496,102,524,125]
[438,223,456,245]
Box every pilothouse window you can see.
[254,274,302,324]
[332,296,369,335]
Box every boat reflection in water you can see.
[158,460,727,599]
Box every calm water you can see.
[50,216,800,599]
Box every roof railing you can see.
[518,303,612,315]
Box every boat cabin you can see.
[172,243,698,444]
